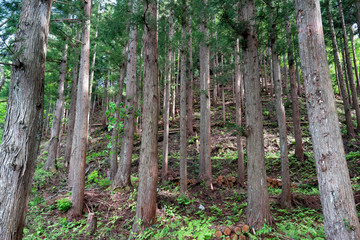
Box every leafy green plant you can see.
[56,198,72,212]
[88,170,99,183]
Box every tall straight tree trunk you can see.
[133,0,159,232]
[88,4,100,133]
[221,54,226,122]
[241,0,271,229]
[337,0,360,132]
[349,27,360,94]
[0,65,4,92]
[285,16,304,162]
[199,0,212,188]
[295,1,360,239]
[171,50,177,120]
[326,1,356,139]
[180,0,187,193]
[282,55,289,99]
[235,38,244,186]
[109,59,126,180]
[70,0,91,218]
[0,0,53,238]
[295,62,302,96]
[342,47,352,106]
[45,43,68,171]
[187,15,194,136]
[102,76,108,128]
[65,32,81,171]
[162,7,174,180]
[113,0,138,187]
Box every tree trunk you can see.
[326,1,356,139]
[133,0,159,232]
[180,0,187,193]
[342,47,352,106]
[171,50,177,120]
[44,43,68,171]
[272,49,292,209]
[337,0,360,132]
[295,1,360,239]
[187,15,194,136]
[70,0,91,218]
[161,7,174,181]
[199,0,212,188]
[282,55,289,100]
[0,65,5,92]
[102,76,108,129]
[235,38,244,186]
[113,0,138,187]
[109,59,126,180]
[241,0,271,229]
[65,32,81,171]
[88,4,100,133]
[349,27,360,94]
[285,16,304,162]
[0,0,52,238]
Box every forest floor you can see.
[21,88,360,240]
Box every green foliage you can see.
[176,195,194,206]
[88,170,99,183]
[56,198,72,212]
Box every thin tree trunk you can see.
[282,55,289,99]
[241,0,271,229]
[70,0,91,218]
[285,16,304,162]
[349,27,360,94]
[102,76,108,128]
[221,54,226,123]
[65,32,81,171]
[180,0,187,193]
[113,0,138,187]
[342,47,352,106]
[235,38,244,186]
[295,1,360,238]
[133,0,158,232]
[0,65,5,92]
[187,15,194,136]
[109,60,126,180]
[171,50,176,120]
[326,2,356,139]
[45,43,68,171]
[88,4,100,133]
[337,0,360,132]
[0,0,53,238]
[161,7,174,181]
[199,0,212,188]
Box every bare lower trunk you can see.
[295,1,360,239]
[199,0,212,188]
[285,17,304,161]
[235,39,244,186]
[326,2,355,139]
[0,65,5,92]
[186,16,194,136]
[45,43,68,171]
[350,28,360,94]
[113,3,138,187]
[241,0,271,229]
[65,32,81,172]
[109,61,126,180]
[180,2,187,193]
[0,0,52,238]
[161,7,174,180]
[70,0,91,218]
[133,0,158,232]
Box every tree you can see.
[326,0,355,139]
[199,0,212,188]
[179,0,188,193]
[70,0,91,218]
[113,0,138,187]
[161,3,174,180]
[337,0,360,132]
[186,15,194,136]
[44,43,68,171]
[295,0,360,238]
[0,0,53,238]
[133,0,159,232]
[268,2,291,209]
[240,0,271,229]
